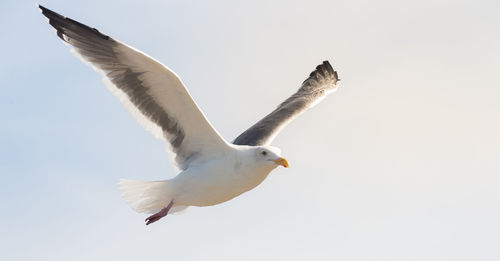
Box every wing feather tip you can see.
[322,60,340,82]
[306,60,340,85]
[39,5,111,42]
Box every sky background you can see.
[1,0,500,260]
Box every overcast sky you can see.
[1,0,500,260]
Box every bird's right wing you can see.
[233,61,339,146]
[40,6,230,171]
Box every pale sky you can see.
[1,0,500,260]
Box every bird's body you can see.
[39,5,339,225]
[172,145,278,207]
[120,145,282,215]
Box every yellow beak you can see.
[273,157,289,168]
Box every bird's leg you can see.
[145,201,174,225]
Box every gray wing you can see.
[233,61,339,146]
[40,6,230,171]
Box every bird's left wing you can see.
[40,5,230,171]
[233,61,339,146]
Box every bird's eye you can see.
[261,151,267,156]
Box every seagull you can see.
[39,5,340,225]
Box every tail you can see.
[119,179,182,214]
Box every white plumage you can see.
[40,5,339,225]
[119,146,284,216]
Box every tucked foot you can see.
[145,201,174,225]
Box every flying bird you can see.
[39,5,340,225]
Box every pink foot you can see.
[145,201,174,225]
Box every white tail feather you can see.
[119,179,177,214]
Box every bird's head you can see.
[253,146,289,169]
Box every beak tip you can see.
[274,157,289,168]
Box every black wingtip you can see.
[324,60,340,82]
[308,60,340,83]
[39,5,65,40]
[39,5,111,41]
[38,5,62,20]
